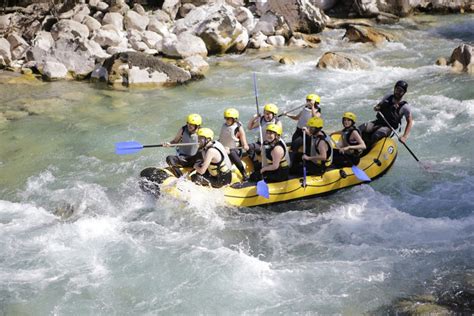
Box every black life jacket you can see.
[375,95,407,130]
[264,139,289,168]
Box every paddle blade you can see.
[115,141,143,155]
[352,165,371,182]
[256,180,269,199]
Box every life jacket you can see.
[342,125,363,156]
[310,131,333,167]
[264,139,289,169]
[259,116,280,131]
[297,106,320,129]
[375,95,408,130]
[219,121,241,149]
[177,125,199,156]
[205,141,232,177]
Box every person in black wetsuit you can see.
[359,80,413,147]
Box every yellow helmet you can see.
[266,123,282,136]
[224,108,239,120]
[307,116,324,129]
[342,111,357,123]
[306,94,321,103]
[263,103,278,115]
[187,113,202,126]
[197,127,214,140]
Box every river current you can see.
[1,15,473,314]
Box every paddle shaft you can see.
[253,73,267,167]
[277,104,305,117]
[302,131,307,187]
[144,142,197,148]
[377,111,420,162]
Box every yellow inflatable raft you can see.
[139,137,398,207]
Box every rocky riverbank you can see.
[0,0,472,89]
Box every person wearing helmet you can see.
[218,108,250,181]
[247,103,282,132]
[330,112,366,168]
[247,103,282,160]
[249,123,290,183]
[359,80,413,147]
[294,116,333,176]
[163,113,202,177]
[285,94,321,166]
[191,127,233,188]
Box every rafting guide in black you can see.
[359,80,414,148]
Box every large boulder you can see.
[50,19,90,41]
[0,38,12,67]
[343,25,394,44]
[26,38,97,79]
[42,61,69,80]
[92,24,127,48]
[263,0,330,34]
[124,10,149,31]
[316,51,369,70]
[195,5,249,54]
[102,12,124,30]
[7,33,30,60]
[101,52,192,88]
[162,32,208,58]
[448,44,473,73]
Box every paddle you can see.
[115,141,197,155]
[376,111,426,168]
[277,104,305,118]
[302,131,307,188]
[351,165,371,182]
[253,73,269,199]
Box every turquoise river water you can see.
[0,14,473,314]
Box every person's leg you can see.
[370,126,391,145]
[190,172,211,186]
[263,167,289,183]
[229,149,248,180]
[166,155,185,177]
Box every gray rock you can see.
[7,33,29,60]
[234,6,255,32]
[102,12,124,30]
[132,3,147,16]
[42,61,69,80]
[50,20,90,41]
[96,1,110,12]
[248,32,271,49]
[448,43,473,73]
[92,24,127,48]
[0,38,12,66]
[316,51,369,70]
[147,18,171,38]
[265,0,330,34]
[0,14,13,33]
[195,5,248,54]
[267,35,286,47]
[31,31,54,52]
[162,0,182,20]
[179,3,196,18]
[343,25,394,44]
[162,32,207,58]
[124,10,149,31]
[83,16,102,33]
[177,54,209,78]
[102,52,192,88]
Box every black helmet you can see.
[395,80,408,92]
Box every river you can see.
[1,14,473,314]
